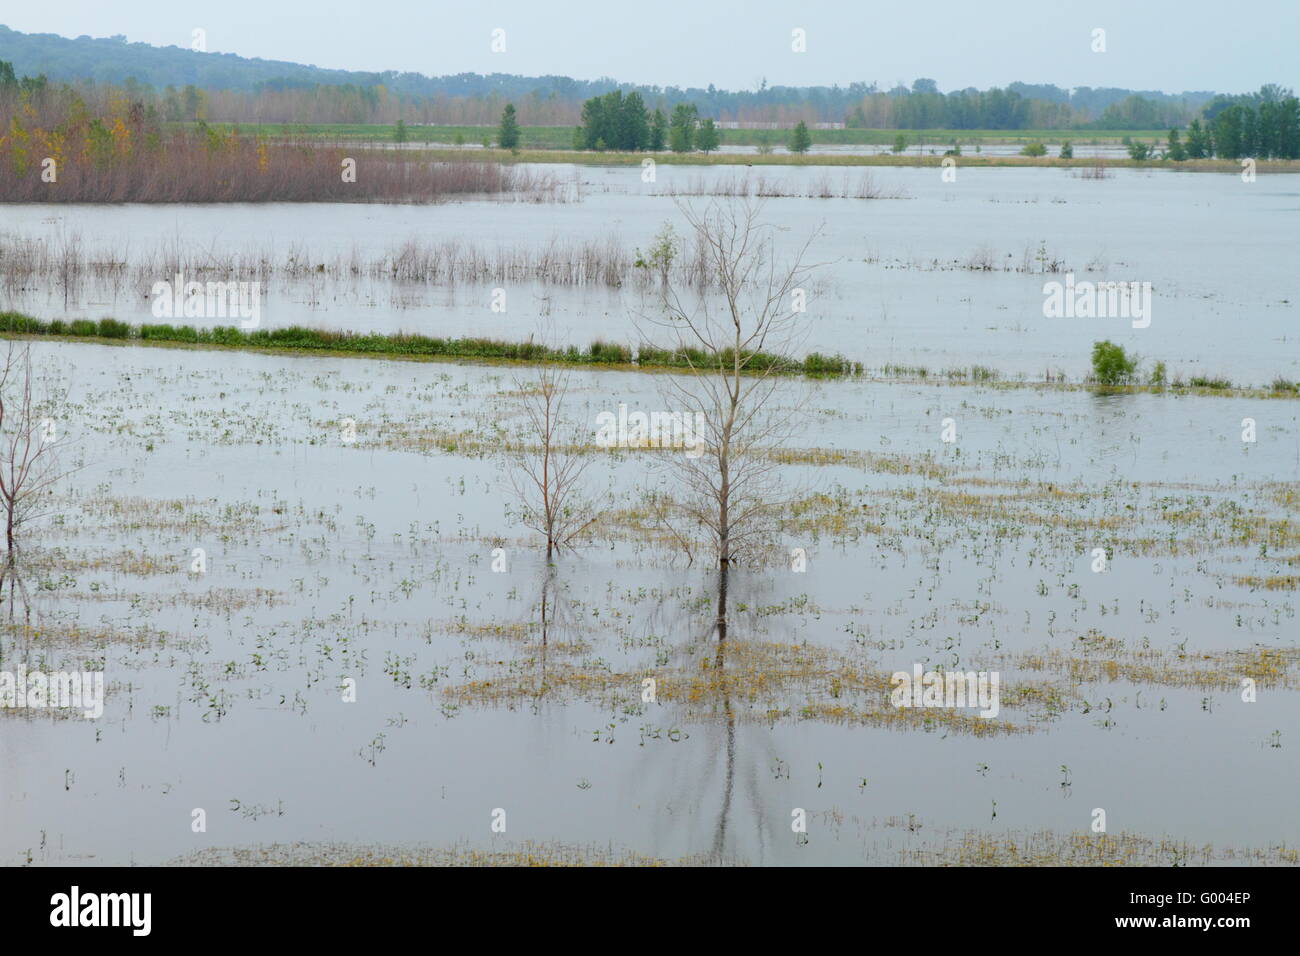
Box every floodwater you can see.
[1,162,1297,866]
[3,163,1296,385]
[711,142,1130,158]
[380,140,1129,158]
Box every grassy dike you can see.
[0,312,862,377]
[7,312,1298,398]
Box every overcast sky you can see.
[4,1,1296,94]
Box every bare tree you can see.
[506,364,596,560]
[0,555,33,623]
[638,198,821,569]
[0,342,67,555]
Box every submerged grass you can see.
[444,628,1048,736]
[997,633,1300,692]
[169,831,1296,866]
[172,840,736,866]
[902,828,1299,867]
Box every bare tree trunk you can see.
[715,566,729,644]
[507,364,596,560]
[542,391,553,559]
[636,197,822,570]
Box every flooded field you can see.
[1,323,1298,865]
[716,142,1132,158]
[383,141,1133,158]
[4,164,1296,386]
[1,160,1297,867]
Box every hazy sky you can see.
[4,1,1296,94]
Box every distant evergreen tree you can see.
[649,108,667,151]
[668,103,697,152]
[1257,100,1278,157]
[1184,119,1210,158]
[617,92,650,150]
[394,119,407,143]
[1241,107,1259,157]
[1276,97,1300,159]
[788,120,812,153]
[1212,105,1244,158]
[579,95,607,149]
[498,103,520,149]
[696,118,720,153]
[1165,128,1185,161]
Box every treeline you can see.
[849,79,1201,130]
[172,84,575,126]
[0,62,559,201]
[1174,90,1300,159]
[190,82,1213,131]
[0,24,1225,128]
[562,81,1299,157]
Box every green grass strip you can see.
[0,312,863,378]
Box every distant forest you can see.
[0,23,1243,130]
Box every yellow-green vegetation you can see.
[171,840,733,866]
[76,493,282,538]
[18,548,181,577]
[444,630,1045,735]
[901,828,1299,866]
[346,390,1300,571]
[0,620,174,649]
[169,831,1296,866]
[1233,574,1300,590]
[746,475,1300,562]
[997,632,1300,692]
